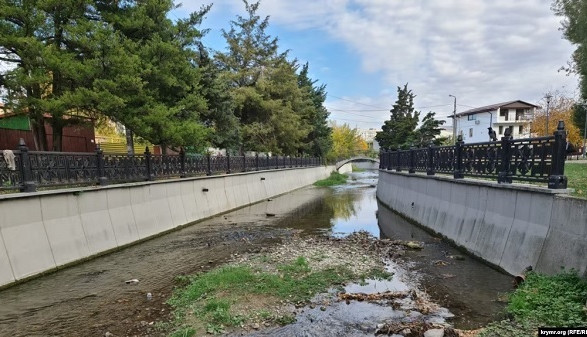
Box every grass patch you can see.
[566,162,587,199]
[167,256,383,335]
[351,164,366,172]
[314,171,348,186]
[479,271,587,337]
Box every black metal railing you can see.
[0,139,323,193]
[379,121,568,189]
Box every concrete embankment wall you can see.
[0,166,334,288]
[377,170,587,277]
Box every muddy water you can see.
[0,170,511,336]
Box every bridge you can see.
[335,156,379,171]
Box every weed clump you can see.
[314,172,348,186]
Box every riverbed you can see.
[0,170,511,336]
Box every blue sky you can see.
[173,0,579,130]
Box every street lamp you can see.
[545,94,552,136]
[449,94,456,144]
[580,101,587,158]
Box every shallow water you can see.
[0,170,512,336]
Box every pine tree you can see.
[297,62,332,157]
[0,0,131,150]
[215,0,310,155]
[375,84,420,150]
[414,112,446,147]
[97,0,211,152]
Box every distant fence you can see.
[1,140,322,193]
[379,121,569,189]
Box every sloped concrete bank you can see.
[0,166,334,288]
[376,170,587,277]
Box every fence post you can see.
[548,120,568,189]
[255,153,259,171]
[427,143,435,176]
[275,156,279,169]
[206,153,212,176]
[409,146,416,173]
[497,128,513,184]
[226,152,231,174]
[242,154,246,172]
[17,138,36,192]
[145,147,154,181]
[179,147,186,178]
[96,145,108,186]
[454,136,464,179]
[395,151,402,172]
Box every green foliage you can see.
[553,0,587,99]
[167,256,371,335]
[351,164,366,172]
[214,1,326,155]
[297,62,332,157]
[477,319,536,337]
[314,172,348,186]
[507,271,587,326]
[572,103,587,138]
[414,111,446,147]
[376,84,420,150]
[566,162,587,198]
[376,84,446,150]
[97,0,211,150]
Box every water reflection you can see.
[275,171,380,237]
[377,201,512,329]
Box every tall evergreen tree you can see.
[97,0,211,152]
[297,62,332,157]
[215,0,310,155]
[375,84,420,150]
[414,112,446,147]
[0,0,131,150]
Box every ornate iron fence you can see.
[0,139,323,193]
[379,121,569,189]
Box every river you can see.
[0,170,512,336]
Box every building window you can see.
[469,128,473,138]
[499,126,503,134]
[500,109,509,121]
[519,125,523,134]
[516,109,525,121]
[467,115,477,121]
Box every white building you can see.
[451,100,539,143]
[358,128,381,151]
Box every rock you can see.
[104,332,114,337]
[320,306,327,311]
[405,241,423,249]
[424,328,445,337]
[448,255,465,261]
[252,323,260,330]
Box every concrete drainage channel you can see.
[0,170,513,336]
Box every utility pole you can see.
[449,94,457,144]
[545,94,552,136]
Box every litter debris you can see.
[338,291,408,302]
[124,279,139,284]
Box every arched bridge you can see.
[335,156,380,170]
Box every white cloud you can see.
[182,0,578,121]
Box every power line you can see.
[327,109,383,119]
[328,95,388,109]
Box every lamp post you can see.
[449,94,457,144]
[545,94,552,136]
[580,101,587,158]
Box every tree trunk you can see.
[52,122,64,152]
[30,115,48,151]
[125,128,134,154]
